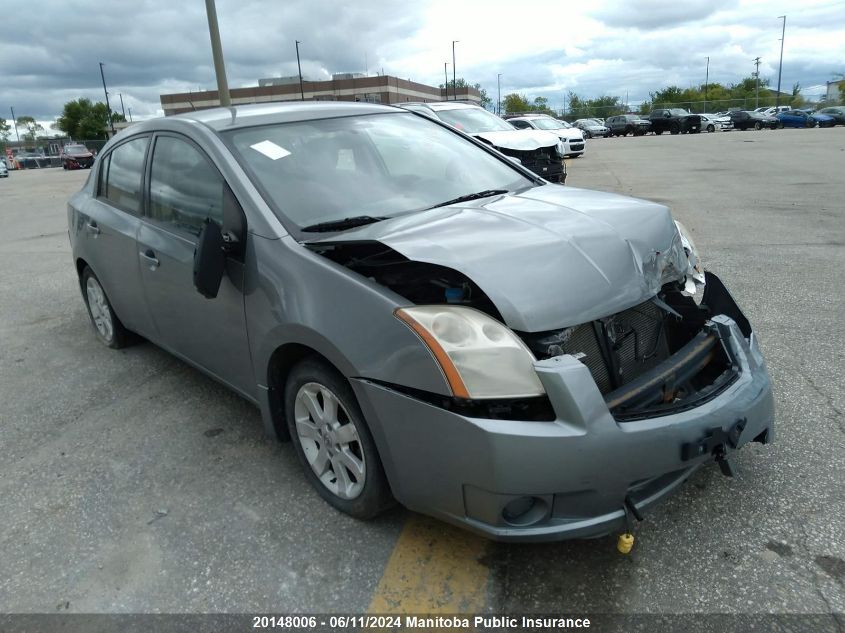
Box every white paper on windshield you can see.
[250,140,291,160]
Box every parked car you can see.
[61,144,95,169]
[777,110,835,128]
[729,111,781,130]
[648,108,702,135]
[67,102,774,542]
[572,118,610,138]
[0,160,8,177]
[403,103,566,182]
[754,105,790,117]
[505,114,586,158]
[816,106,845,125]
[699,113,732,132]
[606,114,652,136]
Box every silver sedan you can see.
[67,103,774,541]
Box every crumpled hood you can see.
[473,129,560,152]
[313,185,690,332]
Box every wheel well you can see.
[75,258,90,288]
[266,343,338,441]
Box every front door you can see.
[136,133,254,397]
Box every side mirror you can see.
[193,218,226,299]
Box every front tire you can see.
[707,124,715,133]
[670,123,680,135]
[81,267,131,349]
[285,358,393,519]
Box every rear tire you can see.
[285,357,394,520]
[80,267,131,349]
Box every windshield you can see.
[434,107,514,133]
[531,118,566,130]
[65,145,88,153]
[226,113,532,232]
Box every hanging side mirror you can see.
[193,218,226,299]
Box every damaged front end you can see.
[520,271,746,420]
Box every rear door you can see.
[136,133,254,396]
[76,135,155,337]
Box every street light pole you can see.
[444,63,449,99]
[118,93,126,119]
[704,56,709,113]
[497,73,502,115]
[452,40,458,101]
[10,106,20,143]
[99,62,115,134]
[776,15,786,107]
[753,57,761,108]
[295,40,305,101]
[204,0,231,107]
[128,108,133,122]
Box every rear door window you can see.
[103,136,150,214]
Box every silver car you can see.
[68,103,774,541]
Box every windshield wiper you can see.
[301,215,387,233]
[426,189,509,210]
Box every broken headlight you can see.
[395,306,545,399]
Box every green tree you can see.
[0,117,10,144]
[16,116,44,144]
[532,96,554,114]
[441,78,492,108]
[56,98,116,140]
[503,93,530,114]
[566,92,590,119]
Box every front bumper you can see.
[353,294,774,542]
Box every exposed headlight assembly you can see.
[395,306,545,399]
[674,220,706,293]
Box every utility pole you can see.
[204,0,231,107]
[452,41,458,101]
[128,108,133,122]
[118,93,126,119]
[704,56,710,113]
[99,62,115,135]
[10,106,20,143]
[497,73,502,115]
[776,15,786,107]
[444,62,449,99]
[753,57,761,108]
[295,40,305,101]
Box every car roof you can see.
[165,101,402,132]
[401,101,481,112]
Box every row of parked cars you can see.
[568,104,845,137]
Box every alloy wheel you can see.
[85,276,114,342]
[294,382,366,500]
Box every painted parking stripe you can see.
[367,514,490,613]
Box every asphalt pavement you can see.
[0,127,842,620]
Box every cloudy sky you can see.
[2,0,844,132]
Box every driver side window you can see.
[148,136,224,237]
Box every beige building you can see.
[160,74,482,116]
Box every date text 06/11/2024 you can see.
[251,615,592,629]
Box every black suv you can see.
[648,109,702,135]
[606,115,652,136]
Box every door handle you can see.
[139,249,160,269]
[86,221,100,235]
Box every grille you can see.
[559,300,670,395]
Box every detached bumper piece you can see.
[605,325,738,420]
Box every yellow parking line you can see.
[367,514,490,614]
